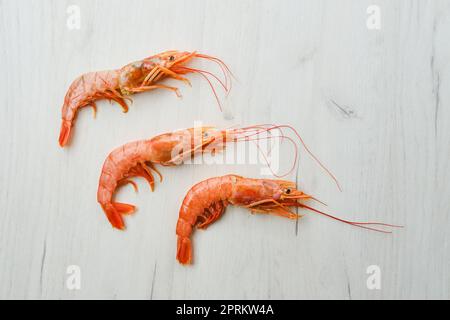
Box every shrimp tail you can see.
[177,236,192,265]
[102,202,136,230]
[113,202,136,215]
[59,119,72,147]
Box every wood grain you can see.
[0,0,449,299]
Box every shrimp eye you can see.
[286,189,291,195]
[169,56,175,62]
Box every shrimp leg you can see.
[157,66,192,86]
[247,199,300,220]
[198,202,227,230]
[128,85,182,98]
[146,162,163,182]
[251,207,301,220]
[121,163,156,192]
[144,66,192,87]
[98,86,130,113]
[89,102,98,118]
[117,179,139,193]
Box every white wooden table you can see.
[0,0,449,300]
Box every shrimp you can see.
[97,126,224,230]
[176,175,402,265]
[59,50,232,147]
[97,124,343,230]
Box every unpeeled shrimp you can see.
[176,175,402,265]
[59,50,232,147]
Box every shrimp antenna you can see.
[177,66,228,92]
[236,124,342,192]
[296,203,404,234]
[195,53,235,94]
[174,66,224,112]
[230,126,303,178]
[231,133,300,178]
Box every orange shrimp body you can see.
[59,51,232,147]
[176,175,304,264]
[176,175,402,265]
[97,127,232,230]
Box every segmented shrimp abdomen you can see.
[97,140,150,206]
[62,70,120,121]
[59,70,121,147]
[176,175,235,265]
[177,176,234,234]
